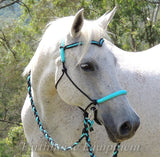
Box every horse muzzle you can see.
[97,102,140,143]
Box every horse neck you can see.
[110,42,160,74]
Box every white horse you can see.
[21,7,160,157]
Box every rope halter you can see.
[27,38,127,157]
[55,38,127,122]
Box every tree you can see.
[0,0,29,12]
[0,0,159,156]
[20,0,160,51]
[107,0,160,51]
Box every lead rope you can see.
[27,72,96,155]
[27,72,120,157]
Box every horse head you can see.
[23,8,140,146]
[54,8,140,142]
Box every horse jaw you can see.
[97,6,117,29]
[70,8,84,37]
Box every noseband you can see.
[27,38,127,157]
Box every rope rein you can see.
[27,38,127,157]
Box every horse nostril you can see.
[119,121,132,136]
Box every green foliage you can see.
[6,124,24,146]
[106,0,160,51]
[0,139,12,157]
[0,125,30,157]
[20,0,160,51]
[0,0,160,156]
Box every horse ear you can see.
[97,6,117,29]
[71,8,84,37]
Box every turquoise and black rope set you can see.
[27,73,120,157]
[27,38,127,157]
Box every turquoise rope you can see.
[97,90,127,104]
[60,39,104,64]
[60,40,65,63]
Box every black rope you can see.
[55,62,95,103]
[55,62,67,89]
[55,70,65,89]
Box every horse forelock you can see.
[23,15,111,76]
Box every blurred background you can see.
[0,0,160,156]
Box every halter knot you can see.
[62,67,67,73]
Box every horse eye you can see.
[80,63,95,71]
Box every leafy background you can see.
[0,0,160,156]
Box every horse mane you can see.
[23,15,111,76]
